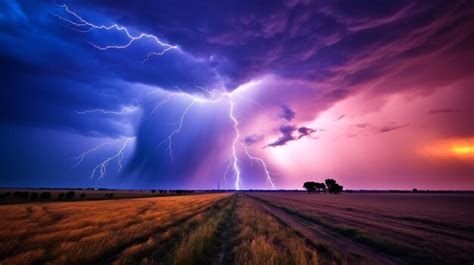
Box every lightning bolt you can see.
[72,100,137,178]
[58,3,275,189]
[91,137,134,179]
[161,100,195,162]
[76,105,138,115]
[243,146,276,190]
[74,84,272,188]
[72,140,115,168]
[229,100,242,190]
[144,83,275,190]
[52,2,178,61]
[222,160,232,189]
[147,85,253,190]
[73,137,135,179]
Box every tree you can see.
[13,191,29,199]
[80,193,86,199]
[304,181,328,193]
[315,182,327,193]
[303,182,317,193]
[65,191,75,199]
[40,192,52,200]
[325,179,343,194]
[30,192,39,200]
[0,192,11,199]
[58,192,65,199]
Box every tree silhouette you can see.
[325,179,343,194]
[65,191,75,199]
[303,182,317,193]
[13,191,29,199]
[304,182,327,193]
[40,192,52,200]
[315,182,327,193]
[30,192,39,200]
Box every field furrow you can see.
[249,192,474,265]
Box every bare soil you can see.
[248,192,474,265]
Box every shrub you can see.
[65,191,75,199]
[30,192,39,200]
[40,192,52,200]
[80,193,86,199]
[13,191,29,199]
[58,192,65,199]
[0,192,11,199]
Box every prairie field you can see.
[0,192,472,265]
[0,193,229,264]
[249,192,474,265]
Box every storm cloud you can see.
[1,0,473,189]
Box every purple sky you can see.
[1,0,473,190]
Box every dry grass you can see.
[0,193,230,265]
[172,196,235,265]
[112,195,234,265]
[233,195,329,265]
[6,192,462,264]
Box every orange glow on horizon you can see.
[420,138,474,160]
[452,145,474,155]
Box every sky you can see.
[1,0,473,190]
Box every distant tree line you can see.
[150,189,195,194]
[303,179,343,194]
[0,190,86,201]
[0,189,197,202]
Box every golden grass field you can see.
[0,192,334,265]
[0,193,229,264]
[0,192,472,265]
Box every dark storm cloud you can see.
[266,125,296,148]
[280,105,296,121]
[266,124,316,147]
[0,1,221,137]
[123,101,235,185]
[297,127,316,139]
[243,134,264,145]
[2,0,473,126]
[1,0,474,189]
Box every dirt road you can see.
[248,194,404,265]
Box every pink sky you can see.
[238,25,474,189]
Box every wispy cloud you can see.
[428,108,462,114]
[266,125,316,147]
[379,124,409,133]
